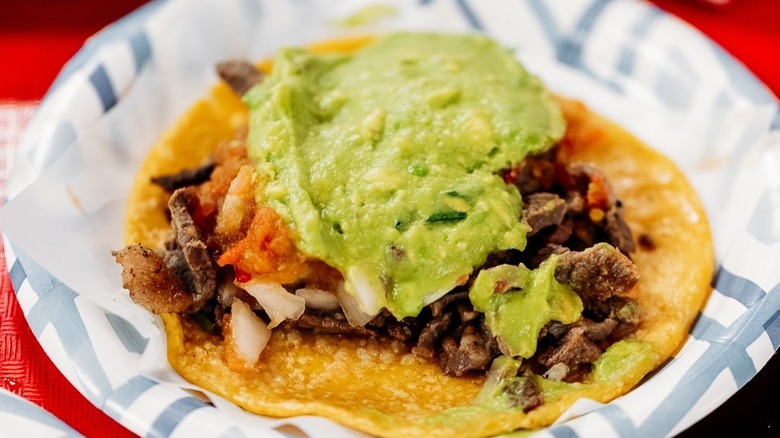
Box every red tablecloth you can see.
[0,1,778,436]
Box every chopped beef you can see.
[161,247,190,286]
[604,204,636,254]
[216,60,263,96]
[412,313,454,358]
[506,378,544,413]
[524,193,567,236]
[565,190,586,214]
[366,309,392,328]
[440,323,495,376]
[586,296,641,324]
[563,163,636,254]
[112,244,194,313]
[569,218,597,251]
[290,309,378,337]
[509,151,557,194]
[367,311,422,341]
[610,321,639,341]
[559,163,599,196]
[529,243,568,268]
[538,325,601,368]
[537,317,623,374]
[428,291,469,317]
[580,318,618,341]
[168,187,218,311]
[513,154,637,261]
[482,251,519,270]
[151,161,215,191]
[539,320,568,340]
[456,302,480,324]
[386,319,418,341]
[554,243,639,302]
[585,296,641,340]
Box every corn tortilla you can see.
[122,37,713,437]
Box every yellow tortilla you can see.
[123,38,713,437]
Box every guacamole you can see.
[469,257,583,358]
[244,32,565,318]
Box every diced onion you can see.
[335,285,376,327]
[241,280,305,328]
[215,165,254,235]
[345,265,387,316]
[543,363,569,382]
[227,299,271,367]
[295,287,341,311]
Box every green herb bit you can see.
[426,211,468,223]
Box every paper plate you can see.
[0,388,81,437]
[1,0,779,436]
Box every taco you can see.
[113,33,713,437]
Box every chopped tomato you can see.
[218,207,309,284]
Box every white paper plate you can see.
[2,0,779,436]
[0,388,81,437]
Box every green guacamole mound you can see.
[244,32,565,319]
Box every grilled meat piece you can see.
[168,187,218,311]
[555,243,639,302]
[151,161,215,191]
[112,244,193,313]
[216,60,263,96]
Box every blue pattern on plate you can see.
[9,259,26,293]
[18,249,114,407]
[106,313,149,354]
[454,0,483,30]
[103,375,158,419]
[129,31,153,72]
[713,266,767,308]
[764,311,780,349]
[149,397,208,437]
[528,0,623,92]
[616,8,663,77]
[46,0,164,98]
[748,188,780,245]
[2,0,779,436]
[549,425,578,438]
[0,389,81,437]
[88,65,119,113]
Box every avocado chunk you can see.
[469,257,583,358]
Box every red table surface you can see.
[0,0,778,437]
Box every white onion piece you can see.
[215,165,254,235]
[335,284,376,327]
[229,299,271,367]
[295,287,341,311]
[344,264,387,320]
[241,280,305,328]
[543,363,569,382]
